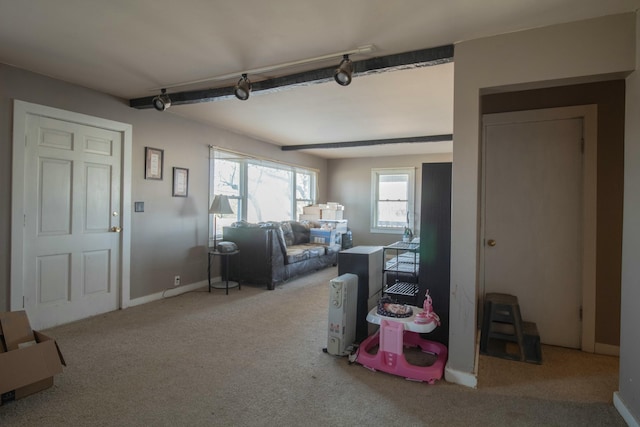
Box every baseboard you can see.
[594,342,620,356]
[444,364,478,388]
[443,331,481,388]
[614,392,640,427]
[128,279,210,307]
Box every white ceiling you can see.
[1,0,638,158]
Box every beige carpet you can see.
[0,267,624,426]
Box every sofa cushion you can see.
[282,221,309,245]
[275,226,287,256]
[293,243,328,255]
[285,246,309,263]
[304,244,326,258]
[254,222,288,256]
[285,243,332,264]
[231,220,259,228]
[280,221,295,246]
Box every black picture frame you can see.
[172,167,189,197]
[145,147,164,180]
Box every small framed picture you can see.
[172,167,189,197]
[145,147,164,180]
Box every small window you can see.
[371,168,415,234]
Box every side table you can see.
[208,250,240,295]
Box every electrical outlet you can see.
[174,275,181,287]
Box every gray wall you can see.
[0,63,328,307]
[327,154,452,247]
[619,10,640,422]
[451,12,636,387]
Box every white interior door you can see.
[482,114,584,349]
[21,115,122,328]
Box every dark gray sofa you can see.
[222,220,339,290]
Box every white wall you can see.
[618,10,640,424]
[449,13,637,381]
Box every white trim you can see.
[445,333,481,388]
[128,280,210,307]
[120,120,133,309]
[10,102,27,310]
[370,167,416,233]
[444,364,478,388]
[11,100,133,311]
[614,392,640,427]
[210,145,320,173]
[480,105,597,353]
[594,343,620,357]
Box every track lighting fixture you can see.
[234,74,252,101]
[152,88,171,111]
[143,46,374,107]
[334,55,353,86]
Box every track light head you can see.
[234,74,252,100]
[152,89,171,111]
[334,55,353,86]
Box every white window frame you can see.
[209,148,317,244]
[370,167,415,234]
[295,169,316,218]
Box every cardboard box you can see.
[299,213,321,221]
[303,205,322,216]
[310,228,337,245]
[0,311,66,404]
[321,208,344,220]
[319,219,348,234]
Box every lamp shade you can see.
[209,195,234,215]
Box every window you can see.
[295,170,315,219]
[371,168,415,233]
[210,148,317,242]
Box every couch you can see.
[222,220,339,290]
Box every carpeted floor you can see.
[0,266,625,426]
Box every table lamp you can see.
[209,194,234,249]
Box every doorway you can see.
[481,106,597,351]
[11,101,132,330]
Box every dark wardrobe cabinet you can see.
[418,162,452,345]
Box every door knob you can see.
[110,226,122,233]
[487,239,496,247]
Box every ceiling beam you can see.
[281,134,453,151]
[129,44,454,109]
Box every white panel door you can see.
[23,115,122,328]
[483,116,583,349]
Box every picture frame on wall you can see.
[145,147,164,180]
[172,167,189,197]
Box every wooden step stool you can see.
[480,293,542,364]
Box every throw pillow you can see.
[291,221,311,244]
[281,221,295,246]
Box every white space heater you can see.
[327,273,358,356]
